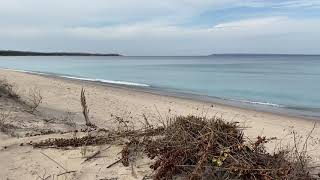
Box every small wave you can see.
[228,98,284,108]
[60,75,150,87]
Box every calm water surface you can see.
[0,55,319,119]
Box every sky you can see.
[0,0,320,55]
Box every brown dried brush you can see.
[144,115,314,180]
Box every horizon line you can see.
[1,50,320,56]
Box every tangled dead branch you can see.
[144,116,315,180]
[32,115,315,179]
[27,87,43,114]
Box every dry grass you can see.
[0,79,43,114]
[284,123,317,178]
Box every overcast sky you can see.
[1,0,320,55]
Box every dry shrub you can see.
[0,78,19,99]
[0,79,43,114]
[0,111,11,132]
[144,115,314,180]
[0,111,18,136]
[114,115,131,133]
[284,124,317,179]
[121,137,142,167]
[27,87,43,114]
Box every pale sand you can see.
[0,69,319,179]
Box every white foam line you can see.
[2,68,48,75]
[0,68,287,108]
[229,98,283,108]
[60,76,150,87]
[2,68,150,87]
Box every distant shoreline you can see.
[208,53,320,56]
[1,50,319,57]
[0,50,121,56]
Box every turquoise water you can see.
[0,55,319,118]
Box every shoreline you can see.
[3,67,319,121]
[0,68,318,133]
[0,68,320,179]
[0,68,318,130]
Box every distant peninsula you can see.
[0,50,121,56]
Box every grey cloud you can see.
[0,0,319,55]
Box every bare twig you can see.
[106,158,123,168]
[57,170,76,176]
[40,152,67,172]
[27,87,43,114]
[82,150,101,164]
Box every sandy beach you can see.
[0,68,319,179]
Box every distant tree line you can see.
[0,50,121,56]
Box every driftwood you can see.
[57,171,77,176]
[106,158,123,169]
[82,150,101,164]
[80,88,96,127]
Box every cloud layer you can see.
[0,0,319,55]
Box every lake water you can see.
[0,55,319,119]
